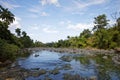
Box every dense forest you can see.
[0,6,33,62]
[45,14,120,49]
[0,5,120,62]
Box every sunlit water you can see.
[18,50,120,80]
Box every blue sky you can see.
[0,0,120,43]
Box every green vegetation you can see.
[0,6,33,62]
[46,14,120,49]
[0,5,120,63]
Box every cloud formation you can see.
[43,27,58,33]
[9,17,21,28]
[64,0,107,12]
[40,0,60,7]
[0,1,20,9]
[67,23,93,31]
[41,12,49,16]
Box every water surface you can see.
[18,50,120,80]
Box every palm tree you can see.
[22,31,27,37]
[15,28,21,37]
[0,5,15,26]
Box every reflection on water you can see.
[18,50,120,80]
[75,54,120,80]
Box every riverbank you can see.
[28,47,116,55]
[0,47,119,68]
[0,48,120,80]
[28,47,120,65]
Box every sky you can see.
[0,0,120,43]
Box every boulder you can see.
[89,76,97,80]
[102,56,108,59]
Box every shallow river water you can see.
[18,50,120,80]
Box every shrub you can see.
[0,39,20,62]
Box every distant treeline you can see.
[44,14,120,49]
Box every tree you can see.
[93,14,109,49]
[0,5,14,26]
[0,6,15,43]
[80,29,92,38]
[116,17,120,31]
[93,14,109,31]
[22,31,27,37]
[15,28,21,37]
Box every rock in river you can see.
[60,55,72,62]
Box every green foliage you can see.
[93,14,109,31]
[1,4,120,62]
[33,41,45,47]
[0,5,14,25]
[15,28,21,37]
[20,35,33,48]
[47,14,120,49]
[80,29,92,38]
[0,39,19,62]
[0,6,33,62]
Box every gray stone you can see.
[102,56,108,59]
[60,55,72,62]
[50,68,59,75]
[89,76,97,80]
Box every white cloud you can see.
[64,0,107,12]
[59,20,71,25]
[28,5,42,13]
[29,8,40,13]
[0,1,20,9]
[41,12,49,16]
[59,21,65,25]
[43,27,58,33]
[9,17,21,28]
[30,24,39,30]
[67,23,93,31]
[28,14,39,18]
[76,0,106,8]
[40,0,60,7]
[29,5,49,17]
[8,17,21,33]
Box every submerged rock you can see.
[62,64,72,70]
[89,76,97,80]
[30,69,47,77]
[60,55,73,62]
[31,68,40,70]
[39,69,47,75]
[50,68,59,75]
[34,54,39,57]
[44,76,52,80]
[30,71,41,77]
[63,73,86,80]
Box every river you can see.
[16,50,120,80]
